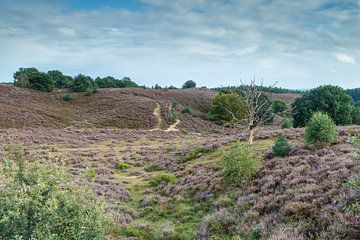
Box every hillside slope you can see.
[0,85,217,129]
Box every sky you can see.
[0,0,359,89]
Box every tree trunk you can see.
[249,128,254,145]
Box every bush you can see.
[85,169,97,181]
[117,163,130,170]
[272,100,288,115]
[169,112,178,123]
[182,106,197,116]
[209,93,247,123]
[182,80,196,89]
[304,112,338,148]
[63,94,74,102]
[0,146,111,239]
[292,85,353,127]
[281,118,293,129]
[272,136,291,157]
[181,145,206,163]
[150,172,177,187]
[221,143,262,184]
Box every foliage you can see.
[292,85,353,127]
[304,112,338,148]
[182,80,196,89]
[272,136,291,157]
[70,74,96,92]
[281,118,293,129]
[63,94,75,102]
[150,172,177,187]
[212,85,303,94]
[95,76,118,88]
[181,145,206,163]
[169,112,178,123]
[14,67,54,92]
[351,107,360,125]
[346,88,360,102]
[271,100,288,115]
[144,163,161,172]
[117,163,130,170]
[48,70,72,88]
[182,106,197,116]
[209,92,247,123]
[0,146,111,240]
[154,84,162,89]
[85,169,97,181]
[220,143,262,184]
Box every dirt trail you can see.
[151,102,180,131]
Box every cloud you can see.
[57,27,76,37]
[333,52,356,64]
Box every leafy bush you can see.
[292,85,353,127]
[85,169,97,181]
[281,118,293,128]
[182,106,197,116]
[150,172,177,187]
[182,80,196,89]
[169,112,178,123]
[304,112,338,148]
[0,146,111,240]
[272,136,291,157]
[117,163,130,170]
[63,94,75,102]
[272,100,288,115]
[221,143,262,184]
[171,99,179,108]
[181,145,206,163]
[209,92,247,123]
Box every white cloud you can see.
[57,27,76,37]
[333,52,356,64]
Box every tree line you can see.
[13,67,139,93]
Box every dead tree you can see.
[227,79,276,144]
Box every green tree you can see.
[292,85,353,127]
[70,74,96,92]
[352,107,360,125]
[182,80,196,89]
[271,100,288,115]
[272,136,291,156]
[14,68,54,92]
[48,70,72,88]
[304,112,338,148]
[95,76,117,88]
[209,92,247,123]
[0,146,111,240]
[118,77,138,88]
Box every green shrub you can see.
[14,67,55,92]
[181,145,206,163]
[150,172,177,187]
[281,118,293,129]
[182,106,197,116]
[0,146,111,240]
[85,169,97,181]
[221,143,262,184]
[304,112,338,148]
[63,94,74,102]
[171,99,179,108]
[117,163,130,170]
[273,136,291,157]
[70,74,96,92]
[272,100,288,115]
[169,112,178,123]
[165,145,177,152]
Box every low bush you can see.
[0,146,111,239]
[182,106,197,116]
[281,118,293,129]
[63,94,75,102]
[181,145,206,162]
[117,163,130,170]
[85,169,97,181]
[150,172,177,187]
[221,143,262,184]
[304,112,338,148]
[169,112,178,124]
[144,163,161,172]
[273,136,291,157]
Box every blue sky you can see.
[0,0,359,89]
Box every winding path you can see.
[151,102,180,131]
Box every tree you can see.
[14,68,54,92]
[48,70,72,88]
[292,85,353,127]
[95,76,117,88]
[209,92,247,123]
[182,80,196,89]
[271,100,288,115]
[352,107,360,125]
[117,77,138,88]
[70,74,96,92]
[304,112,338,148]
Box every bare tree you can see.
[226,79,276,144]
